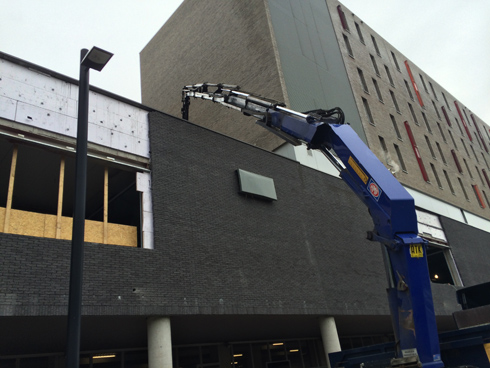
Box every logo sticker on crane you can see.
[368,178,382,201]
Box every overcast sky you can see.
[2,0,489,125]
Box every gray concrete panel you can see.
[267,0,366,142]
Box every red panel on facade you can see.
[483,169,490,188]
[451,149,463,173]
[404,61,424,107]
[337,5,349,31]
[471,114,489,153]
[472,184,486,208]
[404,121,429,182]
[441,106,451,127]
[454,101,472,141]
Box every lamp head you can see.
[81,46,113,71]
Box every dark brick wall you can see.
[0,111,470,318]
[440,216,490,287]
[147,111,390,316]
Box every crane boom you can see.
[182,83,443,367]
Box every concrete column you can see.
[319,316,341,368]
[147,316,173,368]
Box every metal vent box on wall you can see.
[237,169,277,201]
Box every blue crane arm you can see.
[182,84,444,367]
[268,110,418,242]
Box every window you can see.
[394,144,407,172]
[444,170,455,194]
[484,169,490,187]
[379,136,388,152]
[391,51,400,71]
[372,78,383,102]
[463,108,471,126]
[371,35,381,55]
[384,65,394,86]
[482,153,489,169]
[358,68,368,92]
[337,5,349,31]
[362,97,375,125]
[425,136,436,159]
[458,177,469,201]
[379,136,391,166]
[455,101,473,142]
[463,158,473,179]
[404,80,414,100]
[455,118,464,136]
[442,91,451,110]
[441,106,451,126]
[478,167,487,187]
[405,121,429,182]
[429,81,438,100]
[422,112,432,133]
[370,54,379,75]
[432,101,441,120]
[461,139,470,157]
[408,103,419,125]
[483,190,490,208]
[431,164,443,188]
[448,130,458,150]
[437,123,447,142]
[481,118,490,141]
[404,61,424,108]
[343,34,354,57]
[470,145,479,163]
[476,133,483,150]
[390,90,400,113]
[451,149,463,173]
[390,114,402,140]
[419,74,429,92]
[355,22,365,44]
[436,142,447,165]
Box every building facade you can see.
[1,1,490,366]
[140,0,490,223]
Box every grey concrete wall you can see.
[266,0,366,143]
[140,0,285,151]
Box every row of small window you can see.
[372,109,490,176]
[378,126,490,209]
[341,18,490,152]
[355,37,486,151]
[358,73,490,169]
[337,6,389,62]
[338,6,460,114]
[378,126,490,182]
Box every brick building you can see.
[1,0,490,366]
[140,0,490,223]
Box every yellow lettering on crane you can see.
[348,156,368,184]
[410,244,424,258]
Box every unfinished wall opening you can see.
[426,245,456,285]
[416,209,462,286]
[0,135,143,247]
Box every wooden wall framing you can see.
[0,147,137,247]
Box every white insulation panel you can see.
[0,58,150,158]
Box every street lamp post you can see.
[66,47,113,368]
